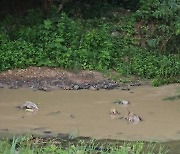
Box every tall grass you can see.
[0,136,168,154]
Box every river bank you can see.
[0,67,144,91]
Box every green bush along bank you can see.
[0,1,179,85]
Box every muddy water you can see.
[0,84,180,142]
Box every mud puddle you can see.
[0,84,180,142]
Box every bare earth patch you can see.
[0,67,105,83]
[0,67,120,90]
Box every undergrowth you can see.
[0,1,179,86]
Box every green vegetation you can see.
[164,94,180,101]
[164,87,180,101]
[0,0,179,86]
[0,136,167,154]
[136,0,180,53]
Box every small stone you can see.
[9,85,18,89]
[113,100,130,105]
[120,100,130,105]
[121,87,130,91]
[64,86,70,90]
[110,108,120,115]
[130,82,142,86]
[74,85,80,90]
[110,108,120,120]
[104,85,108,89]
[38,86,51,92]
[89,86,97,91]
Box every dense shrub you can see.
[0,7,179,85]
[130,49,180,79]
[0,40,36,70]
[78,25,112,70]
[135,0,180,54]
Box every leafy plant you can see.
[0,7,179,86]
[79,24,112,70]
[135,0,180,53]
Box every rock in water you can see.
[113,100,130,105]
[22,101,39,111]
[123,111,142,123]
[110,108,121,120]
[110,108,120,115]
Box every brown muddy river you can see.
[0,84,180,142]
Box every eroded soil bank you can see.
[0,84,179,142]
[0,67,122,90]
